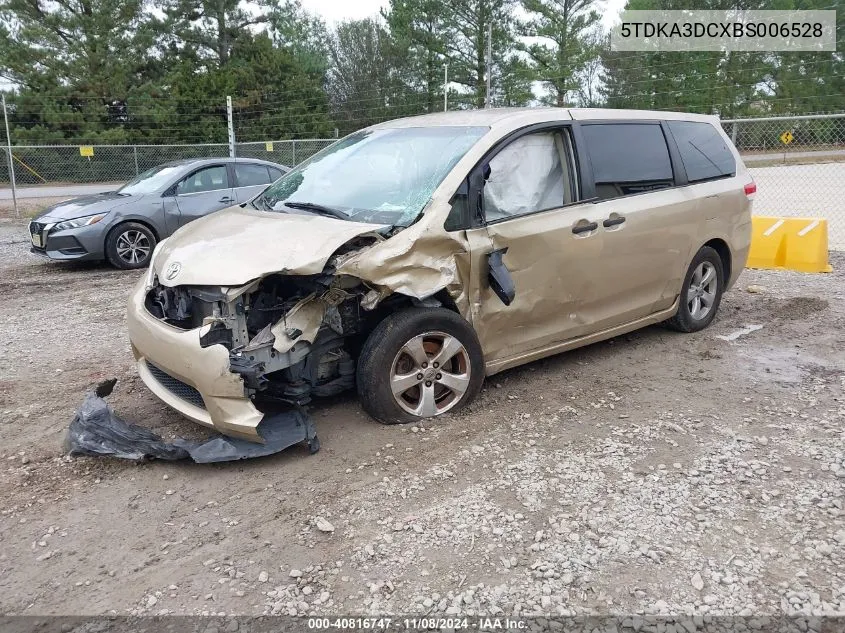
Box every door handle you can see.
[602,216,626,228]
[219,196,234,203]
[572,221,598,235]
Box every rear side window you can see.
[268,167,284,181]
[176,165,229,195]
[582,123,674,200]
[234,163,272,187]
[668,121,736,183]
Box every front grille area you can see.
[29,222,46,250]
[146,362,206,410]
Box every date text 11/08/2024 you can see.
[307,617,528,630]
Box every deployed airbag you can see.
[483,132,564,220]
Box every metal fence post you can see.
[731,122,738,145]
[133,145,139,175]
[1,94,18,218]
[292,140,296,166]
[226,96,236,158]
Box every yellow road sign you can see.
[265,142,274,152]
[79,145,94,157]
[780,130,794,145]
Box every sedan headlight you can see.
[52,213,108,232]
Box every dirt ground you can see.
[1,218,843,619]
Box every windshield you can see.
[259,126,488,226]
[118,164,185,195]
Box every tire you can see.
[105,222,157,270]
[356,307,485,425]
[666,245,725,333]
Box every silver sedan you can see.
[28,158,289,269]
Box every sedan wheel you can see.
[105,221,157,270]
[390,332,471,417]
[115,229,151,266]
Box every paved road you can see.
[743,148,845,164]
[0,183,120,200]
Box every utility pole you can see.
[226,96,236,158]
[484,23,492,108]
[443,63,449,112]
[1,94,18,218]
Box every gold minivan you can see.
[127,108,753,441]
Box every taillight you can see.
[744,181,757,200]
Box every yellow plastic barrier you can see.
[747,216,833,273]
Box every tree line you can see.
[0,0,842,146]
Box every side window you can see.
[267,167,284,181]
[582,123,674,200]
[176,166,229,195]
[235,163,272,187]
[668,121,736,183]
[482,130,574,222]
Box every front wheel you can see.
[666,245,725,333]
[105,222,157,270]
[356,308,485,425]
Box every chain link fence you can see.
[720,113,845,249]
[0,139,335,188]
[1,112,843,249]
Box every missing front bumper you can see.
[66,380,320,462]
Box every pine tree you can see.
[518,0,603,107]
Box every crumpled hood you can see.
[36,192,137,221]
[154,205,387,287]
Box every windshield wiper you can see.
[283,201,348,221]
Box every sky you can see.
[301,0,628,28]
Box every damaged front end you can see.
[128,200,474,443]
[139,238,393,439]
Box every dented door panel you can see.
[476,204,605,362]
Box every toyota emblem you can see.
[164,262,182,281]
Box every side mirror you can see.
[487,248,515,306]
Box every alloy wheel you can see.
[389,331,471,417]
[115,230,151,265]
[687,261,718,320]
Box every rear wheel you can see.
[356,308,485,424]
[105,222,157,270]
[666,245,724,333]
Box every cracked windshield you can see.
[259,126,488,226]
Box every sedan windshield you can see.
[259,126,488,226]
[118,164,185,195]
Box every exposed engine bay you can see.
[136,225,430,413]
[144,270,378,406]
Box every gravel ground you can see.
[0,218,843,620]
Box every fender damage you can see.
[133,205,470,442]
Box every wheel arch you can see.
[368,288,460,324]
[702,237,732,285]
[351,289,463,354]
[106,217,161,243]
